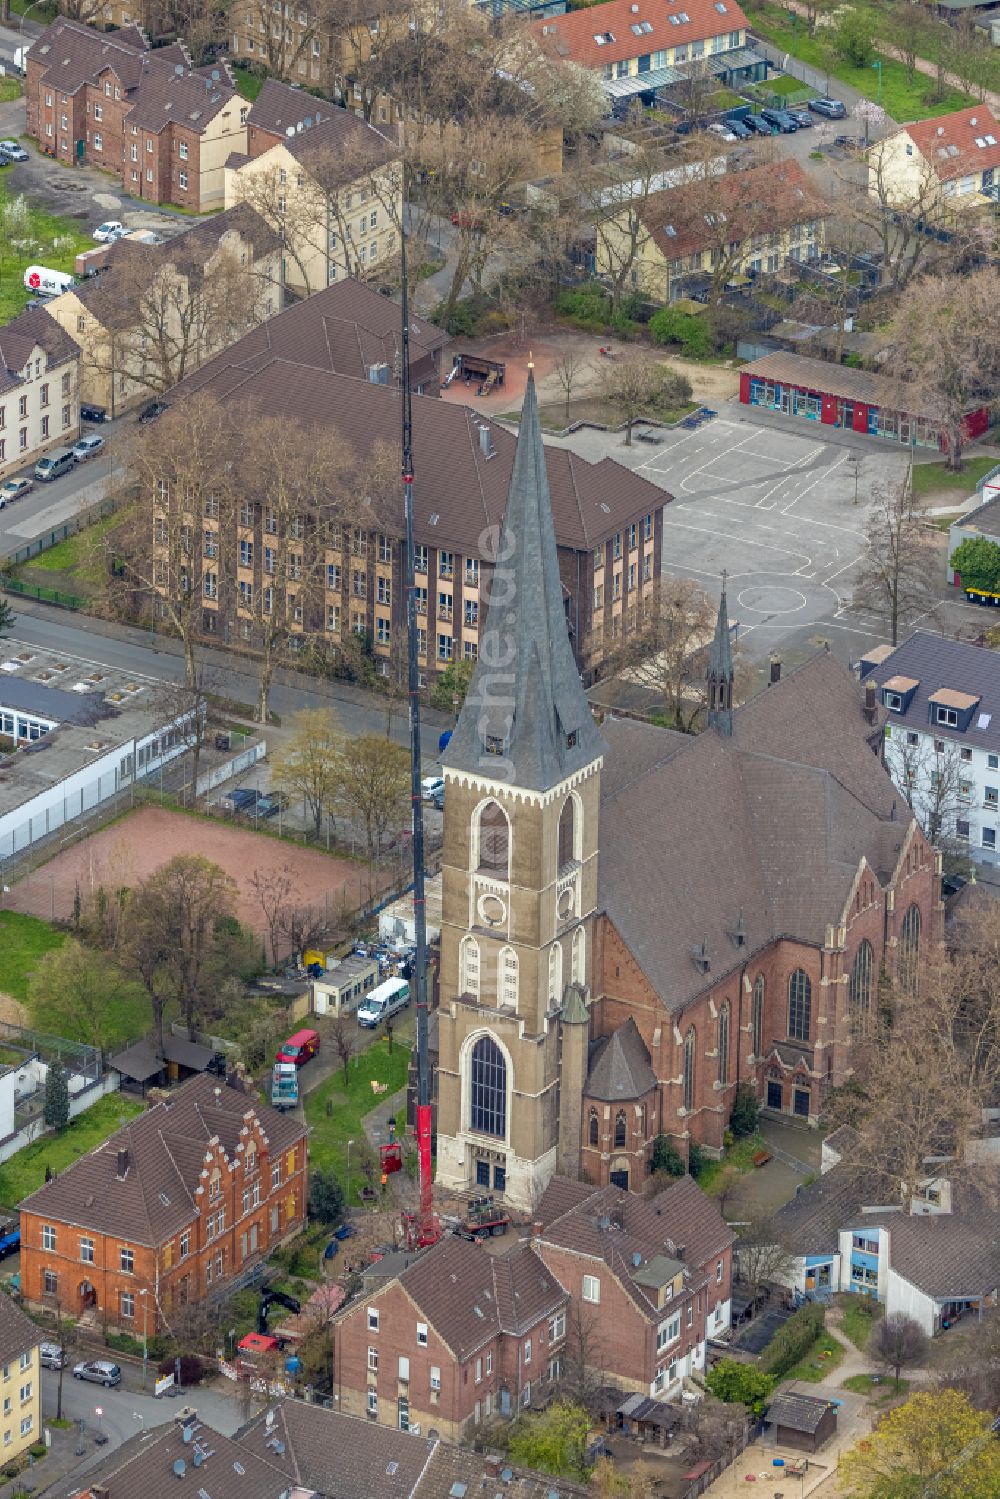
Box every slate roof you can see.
[767,1391,837,1434]
[0,1290,39,1368]
[532,0,749,72]
[19,1073,305,1244]
[375,1237,566,1359]
[0,305,79,398]
[443,369,607,792]
[68,1417,290,1499]
[535,1173,732,1318]
[770,1163,871,1255]
[636,160,827,264]
[248,76,333,136]
[861,630,1000,754]
[279,109,398,175]
[904,104,1000,183]
[586,1016,657,1101]
[597,650,910,1011]
[170,339,666,558]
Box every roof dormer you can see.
[881,674,919,714]
[928,686,980,732]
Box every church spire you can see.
[443,368,604,792]
[707,572,734,737]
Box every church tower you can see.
[707,574,734,737]
[435,369,605,1212]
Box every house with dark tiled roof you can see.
[224,78,402,296]
[0,305,80,480]
[0,1292,42,1466]
[332,1235,569,1441]
[68,1400,590,1499]
[18,1074,307,1334]
[531,1174,733,1400]
[25,18,248,210]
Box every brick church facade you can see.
[431,370,940,1213]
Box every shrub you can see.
[951,536,1000,593]
[705,1360,776,1415]
[729,1083,760,1139]
[28,1444,48,1460]
[649,305,712,357]
[688,1142,707,1179]
[158,1353,205,1386]
[650,1135,685,1177]
[760,1302,826,1377]
[309,1166,346,1225]
[554,282,612,330]
[835,8,876,66]
[105,1332,143,1357]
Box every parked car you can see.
[73,1360,122,1387]
[745,114,776,136]
[137,400,168,424]
[256,791,289,818]
[787,108,813,128]
[39,1343,67,1370]
[708,121,737,141]
[72,434,105,461]
[93,220,125,242]
[0,141,29,162]
[0,476,32,505]
[80,403,108,423]
[333,1221,356,1241]
[761,107,798,133]
[809,96,847,119]
[276,1028,321,1066]
[34,447,76,482]
[726,118,752,139]
[421,776,444,802]
[222,787,260,814]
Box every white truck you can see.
[357,976,410,1029]
[24,266,77,298]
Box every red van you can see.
[276,1029,320,1067]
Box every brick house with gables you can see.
[18,1074,307,1334]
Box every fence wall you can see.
[195,740,266,797]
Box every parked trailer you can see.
[454,1195,511,1241]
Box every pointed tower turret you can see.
[707,572,734,737]
[443,367,604,792]
[435,367,605,1212]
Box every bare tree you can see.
[330,1011,356,1083]
[560,1301,607,1407]
[249,865,297,967]
[852,475,937,645]
[736,1218,798,1299]
[553,351,584,421]
[600,355,692,446]
[887,737,969,868]
[871,1313,928,1386]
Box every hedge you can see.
[760,1302,826,1377]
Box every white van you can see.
[357,976,410,1029]
[24,265,77,297]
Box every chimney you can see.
[91,1488,111,1499]
[769,656,781,685]
[483,1455,502,1479]
[863,679,878,724]
[116,1148,130,1180]
[478,424,495,459]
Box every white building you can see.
[0,644,196,863]
[859,632,1000,867]
[0,307,80,480]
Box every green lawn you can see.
[0,183,93,325]
[748,3,975,120]
[838,1292,883,1352]
[304,1038,410,1205]
[0,79,22,105]
[911,455,998,496]
[0,1093,144,1208]
[22,513,118,576]
[842,1372,910,1401]
[0,913,65,1004]
[232,65,265,101]
[782,1328,846,1383]
[696,1132,769,1195]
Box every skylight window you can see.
[665,224,676,235]
[986,134,997,145]
[632,22,643,33]
[715,1,727,9]
[976,137,987,148]
[593,30,615,43]
[641,19,653,30]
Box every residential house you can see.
[224,82,402,295]
[156,293,667,682]
[859,632,1000,868]
[332,1236,569,1440]
[532,0,764,106]
[768,1160,1000,1337]
[44,203,282,416]
[0,1294,41,1465]
[0,307,80,481]
[868,104,1000,214]
[67,1400,591,1499]
[532,1176,733,1400]
[25,19,248,211]
[947,486,1000,585]
[596,160,828,304]
[18,1073,307,1333]
[739,350,989,451]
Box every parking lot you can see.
[563,407,919,670]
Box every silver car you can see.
[39,1342,66,1370]
[72,1359,121,1386]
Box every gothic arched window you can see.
[788,969,812,1042]
[477,801,509,878]
[460,936,480,999]
[548,943,563,1009]
[849,939,873,1023]
[614,1110,627,1149]
[572,926,586,986]
[558,797,577,871]
[899,904,921,994]
[589,1109,599,1147]
[752,975,764,1057]
[470,1036,506,1138]
[683,1027,696,1112]
[718,1002,730,1085]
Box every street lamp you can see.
[871,60,883,106]
[346,1138,355,1206]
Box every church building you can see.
[433,370,941,1214]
